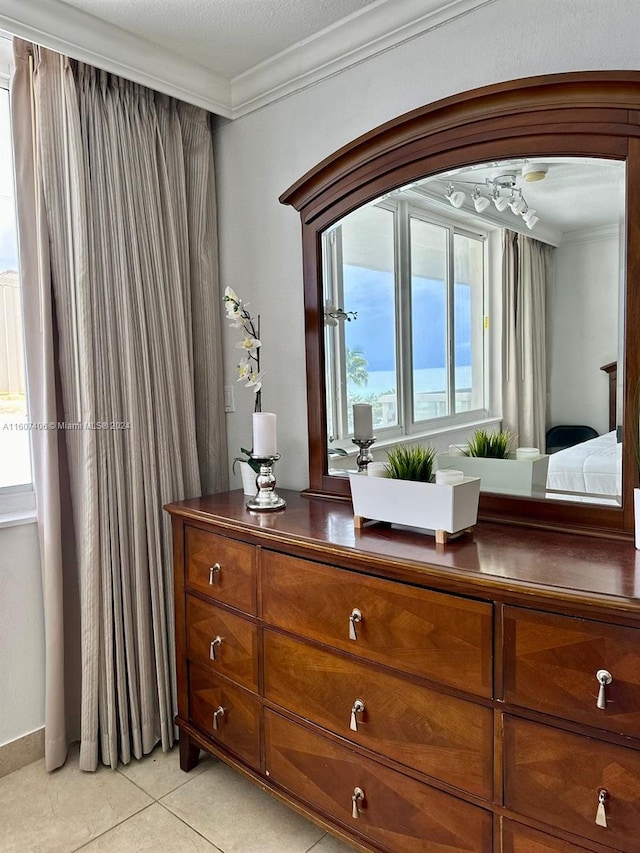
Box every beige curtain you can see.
[12,40,228,771]
[502,229,555,449]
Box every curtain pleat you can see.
[502,229,554,449]
[12,39,228,771]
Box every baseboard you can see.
[0,728,45,778]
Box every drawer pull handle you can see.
[596,788,608,828]
[209,636,222,661]
[351,787,364,819]
[208,563,221,585]
[212,706,225,731]
[596,669,612,709]
[349,608,362,641]
[350,699,365,732]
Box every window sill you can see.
[332,415,503,457]
[0,509,37,529]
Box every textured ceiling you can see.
[422,158,625,237]
[56,0,379,79]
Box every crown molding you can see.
[0,0,495,119]
[230,0,496,118]
[560,223,620,245]
[0,0,232,117]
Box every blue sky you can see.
[343,265,471,372]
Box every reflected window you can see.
[410,219,485,423]
[324,200,487,443]
[324,205,397,441]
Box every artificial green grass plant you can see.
[385,444,437,482]
[464,428,514,459]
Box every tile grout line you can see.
[69,801,157,852]
[156,799,225,852]
[305,834,329,852]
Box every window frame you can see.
[324,194,490,449]
[0,70,36,523]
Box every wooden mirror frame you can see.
[280,71,640,538]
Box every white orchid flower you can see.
[245,371,263,393]
[224,286,239,303]
[235,336,261,352]
[236,360,251,381]
[223,286,264,412]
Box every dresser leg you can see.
[179,733,201,771]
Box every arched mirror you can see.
[281,72,640,537]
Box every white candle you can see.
[353,404,373,439]
[515,446,540,461]
[252,412,277,457]
[435,469,465,485]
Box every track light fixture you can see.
[443,172,541,229]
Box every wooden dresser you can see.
[166,490,640,853]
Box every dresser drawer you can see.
[264,631,493,799]
[503,606,640,736]
[265,710,492,852]
[187,596,258,692]
[185,526,256,614]
[189,665,260,769]
[501,819,598,852]
[262,552,492,697]
[504,715,640,852]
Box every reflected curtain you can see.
[11,40,228,771]
[502,229,555,450]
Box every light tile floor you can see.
[0,745,356,853]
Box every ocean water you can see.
[348,366,472,396]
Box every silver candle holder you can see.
[245,453,286,512]
[352,437,376,472]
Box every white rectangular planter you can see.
[349,472,480,543]
[437,453,550,496]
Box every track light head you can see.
[509,193,527,215]
[445,183,466,208]
[492,189,509,212]
[472,187,490,212]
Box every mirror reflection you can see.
[323,156,626,505]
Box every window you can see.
[324,196,487,444]
[0,81,32,497]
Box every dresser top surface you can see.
[167,490,640,613]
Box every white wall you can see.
[548,229,620,435]
[214,0,640,491]
[0,521,44,745]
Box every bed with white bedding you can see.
[546,430,622,498]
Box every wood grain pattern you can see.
[189,664,260,769]
[501,819,605,853]
[503,715,640,851]
[265,710,492,853]
[262,551,493,697]
[185,524,257,614]
[186,595,258,692]
[167,490,640,609]
[166,492,640,852]
[503,607,640,736]
[263,631,493,798]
